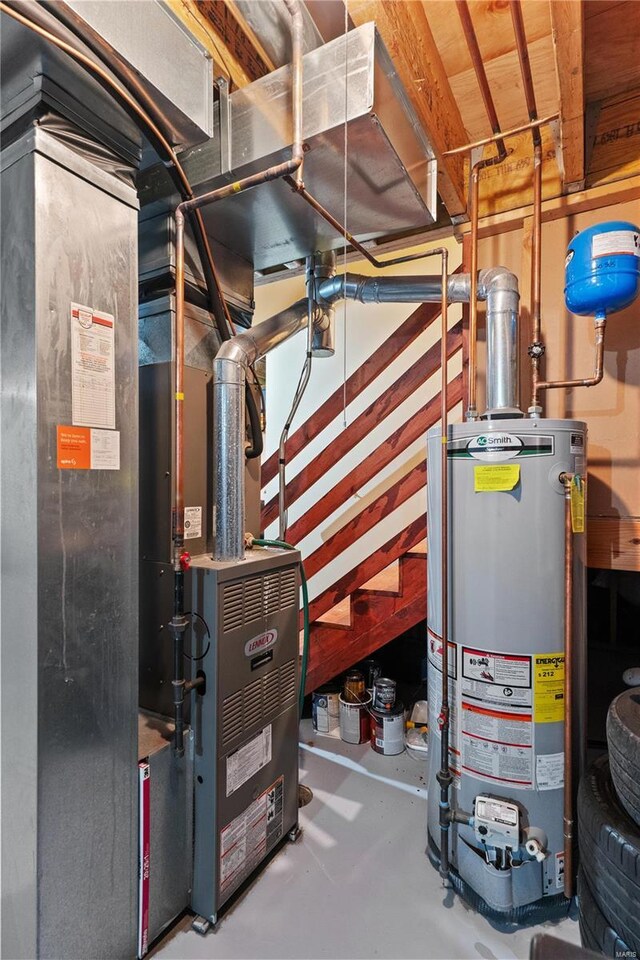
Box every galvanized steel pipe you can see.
[214,298,319,562]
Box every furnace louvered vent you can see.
[264,573,280,616]
[280,569,297,609]
[243,577,263,624]
[222,690,243,745]
[222,582,244,633]
[221,658,298,747]
[280,659,297,708]
[221,568,298,633]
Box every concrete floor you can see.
[153,720,581,960]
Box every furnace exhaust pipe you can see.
[214,299,331,562]
[317,268,520,417]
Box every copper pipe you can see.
[444,115,558,156]
[537,318,606,392]
[510,1,542,148]
[456,0,506,157]
[467,166,480,420]
[285,179,450,271]
[174,210,186,545]
[529,141,543,411]
[560,472,575,899]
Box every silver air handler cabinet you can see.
[426,260,587,919]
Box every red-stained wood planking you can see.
[303,461,427,580]
[284,373,463,546]
[261,268,462,487]
[308,515,426,623]
[305,555,427,692]
[262,323,462,528]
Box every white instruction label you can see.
[462,648,532,710]
[536,752,564,791]
[220,777,284,896]
[226,725,272,797]
[90,428,120,470]
[592,229,640,259]
[71,303,116,429]
[184,506,202,540]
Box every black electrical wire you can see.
[182,612,211,662]
[13,0,262,456]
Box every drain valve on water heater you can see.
[473,796,520,850]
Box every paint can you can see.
[373,677,397,711]
[312,684,340,734]
[343,670,366,703]
[339,692,372,744]
[359,658,382,695]
[370,701,405,756]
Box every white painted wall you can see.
[254,237,464,602]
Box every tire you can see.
[607,687,640,826]
[577,868,632,958]
[578,754,640,954]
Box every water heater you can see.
[426,419,586,918]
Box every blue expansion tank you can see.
[565,220,640,320]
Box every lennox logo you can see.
[467,433,523,462]
[244,629,278,658]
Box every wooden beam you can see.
[454,173,640,240]
[166,0,272,90]
[549,0,585,189]
[348,0,468,217]
[588,518,640,572]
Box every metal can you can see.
[339,693,372,744]
[343,670,366,703]
[359,658,382,692]
[312,684,340,733]
[370,701,405,755]
[373,677,396,711]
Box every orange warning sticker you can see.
[57,425,91,469]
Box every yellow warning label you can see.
[474,463,520,492]
[571,475,585,533]
[534,653,565,723]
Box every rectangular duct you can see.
[138,23,438,274]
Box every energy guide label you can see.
[220,777,283,897]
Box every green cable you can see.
[251,538,310,717]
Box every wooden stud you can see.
[549,0,585,190]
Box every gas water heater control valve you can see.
[473,796,520,850]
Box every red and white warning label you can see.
[220,777,283,897]
[461,703,533,788]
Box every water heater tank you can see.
[565,220,640,319]
[426,419,587,919]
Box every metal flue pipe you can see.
[317,268,521,416]
[214,299,328,562]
